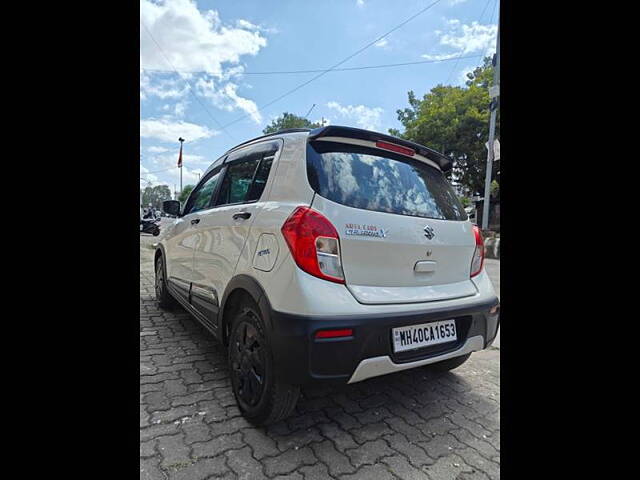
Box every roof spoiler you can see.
[308,125,452,172]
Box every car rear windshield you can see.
[306,141,467,221]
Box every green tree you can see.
[178,184,195,204]
[141,184,172,210]
[459,196,472,208]
[263,112,322,134]
[390,57,500,196]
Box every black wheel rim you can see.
[230,319,266,407]
[155,259,164,299]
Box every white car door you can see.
[165,170,222,305]
[190,141,280,328]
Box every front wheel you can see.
[228,298,299,425]
[152,227,160,236]
[155,255,177,309]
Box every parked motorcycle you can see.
[140,217,160,236]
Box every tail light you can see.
[281,206,345,283]
[470,225,484,278]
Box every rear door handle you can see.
[232,212,251,220]
[191,218,200,225]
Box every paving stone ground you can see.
[140,235,500,479]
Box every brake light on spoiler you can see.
[375,140,415,157]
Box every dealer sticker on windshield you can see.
[344,223,387,238]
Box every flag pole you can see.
[178,137,185,194]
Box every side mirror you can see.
[163,200,181,217]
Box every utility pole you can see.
[481,19,500,231]
[304,103,316,119]
[178,137,185,194]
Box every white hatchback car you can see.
[155,126,500,425]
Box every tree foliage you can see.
[263,112,322,134]
[390,57,500,196]
[178,184,195,204]
[141,184,172,210]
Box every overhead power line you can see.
[140,55,483,76]
[141,22,236,141]
[219,0,445,130]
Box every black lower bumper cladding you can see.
[268,296,500,385]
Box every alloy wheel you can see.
[230,319,266,407]
[155,258,164,299]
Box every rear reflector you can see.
[375,140,415,156]
[315,328,353,339]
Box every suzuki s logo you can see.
[423,225,435,240]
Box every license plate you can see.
[392,319,457,352]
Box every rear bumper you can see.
[269,296,500,385]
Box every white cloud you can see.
[140,118,218,143]
[140,165,159,186]
[420,52,458,61]
[326,102,384,131]
[357,0,365,6]
[140,0,268,75]
[140,1,271,127]
[147,146,170,153]
[448,0,469,5]
[421,19,497,61]
[195,76,262,124]
[374,38,388,48]
[140,71,189,100]
[161,99,189,118]
[441,21,497,55]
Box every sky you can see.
[140,0,499,195]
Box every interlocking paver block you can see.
[168,456,228,480]
[310,439,356,476]
[381,455,430,480]
[157,434,191,470]
[262,446,317,477]
[241,428,279,459]
[226,446,267,480]
[385,433,434,468]
[345,439,395,468]
[191,432,244,459]
[341,463,397,480]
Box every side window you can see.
[215,159,261,206]
[184,170,222,215]
[246,155,274,202]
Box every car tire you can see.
[152,228,160,236]
[428,353,471,373]
[228,298,299,426]
[155,255,177,310]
